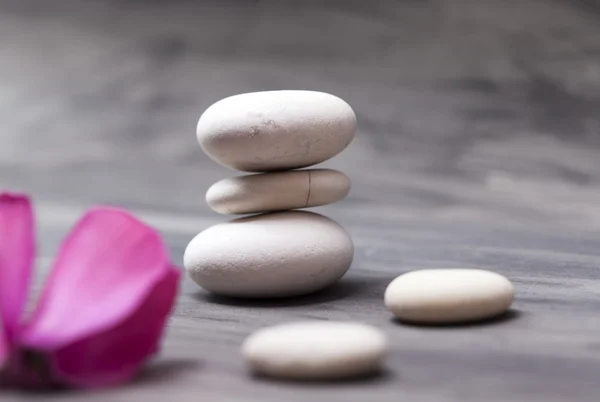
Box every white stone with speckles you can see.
[196,90,356,172]
[183,211,354,298]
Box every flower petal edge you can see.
[0,192,35,342]
[20,206,178,351]
[51,265,180,388]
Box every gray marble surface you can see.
[1,0,600,401]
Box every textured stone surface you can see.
[196,90,356,172]
[183,211,354,297]
[206,169,350,214]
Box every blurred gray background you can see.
[2,1,600,401]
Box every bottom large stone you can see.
[183,211,354,298]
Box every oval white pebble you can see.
[206,169,351,215]
[384,269,514,324]
[196,90,357,172]
[242,321,387,380]
[183,211,354,297]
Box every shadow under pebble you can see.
[193,275,395,308]
[391,309,523,330]
[249,366,395,387]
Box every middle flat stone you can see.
[206,169,351,215]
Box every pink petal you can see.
[20,207,180,353]
[50,266,180,388]
[0,193,35,341]
[0,323,8,371]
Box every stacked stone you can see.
[183,90,357,298]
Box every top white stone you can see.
[196,90,357,172]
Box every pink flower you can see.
[0,192,181,389]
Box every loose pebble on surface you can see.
[242,321,388,380]
[384,268,515,324]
